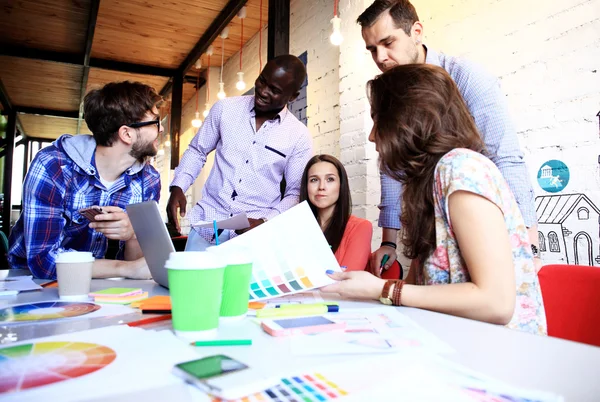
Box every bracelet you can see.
[381,241,397,249]
[392,280,405,306]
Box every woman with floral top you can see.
[321,64,546,335]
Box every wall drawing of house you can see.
[535,193,600,266]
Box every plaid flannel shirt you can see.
[8,135,161,279]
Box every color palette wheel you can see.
[0,341,116,393]
[0,301,100,323]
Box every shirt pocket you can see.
[257,145,288,178]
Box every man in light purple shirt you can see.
[168,55,313,249]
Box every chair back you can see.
[538,264,600,347]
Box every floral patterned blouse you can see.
[417,148,547,335]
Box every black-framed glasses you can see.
[127,120,160,131]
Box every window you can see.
[577,207,589,220]
[538,232,546,252]
[548,231,560,252]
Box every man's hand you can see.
[89,206,135,241]
[368,246,397,277]
[119,258,153,280]
[167,186,187,233]
[235,218,265,235]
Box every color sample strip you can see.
[211,373,347,402]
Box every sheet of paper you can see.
[215,202,342,301]
[192,213,250,230]
[290,307,455,356]
[0,325,205,401]
[213,353,562,402]
[0,276,43,292]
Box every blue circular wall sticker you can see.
[537,160,570,193]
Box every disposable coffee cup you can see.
[208,246,253,322]
[55,251,94,301]
[166,251,225,340]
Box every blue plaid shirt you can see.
[379,46,537,229]
[8,134,161,279]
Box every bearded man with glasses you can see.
[9,81,163,280]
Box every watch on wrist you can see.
[531,244,540,259]
[379,280,396,305]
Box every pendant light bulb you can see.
[330,16,344,46]
[236,72,246,91]
[217,82,226,99]
[203,103,210,118]
[191,111,202,128]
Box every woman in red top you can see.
[299,155,373,272]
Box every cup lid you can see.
[55,251,95,263]
[206,245,252,265]
[165,251,226,270]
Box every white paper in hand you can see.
[191,213,250,230]
[215,202,342,301]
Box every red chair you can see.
[538,264,600,347]
[381,260,403,280]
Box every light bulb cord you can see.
[240,18,244,70]
[220,36,225,82]
[259,0,263,74]
[206,55,210,102]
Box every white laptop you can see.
[126,201,174,288]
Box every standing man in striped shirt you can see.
[167,55,312,250]
[358,0,541,274]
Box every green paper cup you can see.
[208,246,253,322]
[165,251,225,340]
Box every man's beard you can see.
[129,138,157,163]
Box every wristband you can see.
[381,241,397,249]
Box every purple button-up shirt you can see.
[171,95,313,241]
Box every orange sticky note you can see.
[248,302,266,310]
[132,295,171,309]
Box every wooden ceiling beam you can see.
[0,78,13,112]
[15,107,79,119]
[0,45,176,77]
[77,0,101,135]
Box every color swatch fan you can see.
[0,341,116,393]
[0,301,100,323]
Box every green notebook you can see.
[89,288,142,297]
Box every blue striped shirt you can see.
[379,47,536,229]
[8,135,161,279]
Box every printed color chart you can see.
[0,302,100,323]
[249,267,316,300]
[0,341,116,393]
[216,202,342,301]
[212,372,347,402]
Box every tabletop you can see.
[1,274,599,401]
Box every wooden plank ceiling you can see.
[0,0,268,140]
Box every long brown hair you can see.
[299,155,351,253]
[367,64,485,263]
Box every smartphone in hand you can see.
[78,206,106,221]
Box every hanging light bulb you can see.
[330,15,343,46]
[236,7,247,92]
[203,103,210,118]
[217,82,226,99]
[164,139,171,147]
[236,71,246,91]
[157,148,165,156]
[217,29,228,100]
[191,111,202,128]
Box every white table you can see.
[3,276,600,401]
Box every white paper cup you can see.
[55,251,94,301]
